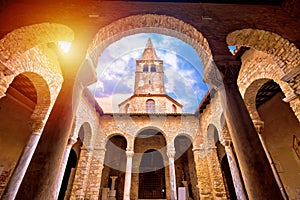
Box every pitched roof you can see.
[141,38,158,60]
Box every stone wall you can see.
[119,95,182,114]
[258,92,300,200]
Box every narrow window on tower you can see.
[150,64,156,72]
[146,99,155,113]
[143,64,149,72]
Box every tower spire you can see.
[142,38,158,60]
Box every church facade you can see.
[0,1,300,200]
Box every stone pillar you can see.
[70,146,93,200]
[223,140,247,200]
[253,120,288,200]
[85,148,106,199]
[54,136,77,199]
[109,176,118,200]
[123,150,134,200]
[167,148,177,200]
[2,121,44,200]
[110,176,118,191]
[192,147,213,199]
[206,147,227,199]
[204,60,283,200]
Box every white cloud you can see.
[91,33,209,113]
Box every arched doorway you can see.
[174,136,199,200]
[255,80,300,198]
[134,129,168,199]
[0,74,37,197]
[139,149,166,199]
[100,135,127,200]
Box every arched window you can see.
[172,104,177,113]
[125,104,130,113]
[143,64,149,72]
[150,64,156,72]
[146,99,155,113]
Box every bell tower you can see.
[119,38,182,113]
[134,38,164,94]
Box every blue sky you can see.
[88,33,210,113]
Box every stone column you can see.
[54,136,77,199]
[110,176,118,191]
[223,140,247,200]
[253,120,288,200]
[204,60,282,200]
[2,121,44,200]
[167,148,177,200]
[109,176,118,200]
[123,150,134,200]
[85,148,106,199]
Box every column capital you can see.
[192,147,205,152]
[126,150,134,158]
[67,136,77,146]
[220,139,232,148]
[204,60,241,90]
[81,146,94,151]
[253,119,264,134]
[167,149,176,158]
[93,147,106,153]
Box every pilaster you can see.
[70,146,93,200]
[85,148,106,199]
[192,148,213,199]
[206,147,227,199]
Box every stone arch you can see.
[226,28,300,74]
[237,48,300,121]
[87,14,212,70]
[134,129,169,199]
[173,135,199,200]
[206,124,219,147]
[219,113,231,144]
[0,23,74,59]
[176,133,194,143]
[105,132,129,148]
[101,134,128,199]
[0,23,74,108]
[77,122,93,147]
[244,78,283,121]
[135,126,167,140]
